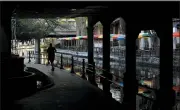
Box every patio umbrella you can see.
[93,35,99,39]
[82,36,87,39]
[173,86,180,92]
[173,32,180,37]
[75,37,79,40]
[94,35,99,38]
[116,35,125,40]
[110,34,115,38]
[112,34,120,39]
[138,33,151,39]
[98,35,103,39]
[78,36,84,39]
[72,37,74,40]
[65,38,70,40]
[70,37,73,40]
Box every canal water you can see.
[17,48,180,110]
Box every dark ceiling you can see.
[1,2,179,20]
[10,2,108,18]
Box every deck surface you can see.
[12,64,122,110]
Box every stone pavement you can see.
[12,64,123,110]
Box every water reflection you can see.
[21,49,180,89]
[18,48,180,107]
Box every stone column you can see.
[123,22,140,110]
[102,19,112,96]
[87,16,97,85]
[0,5,15,109]
[0,25,10,56]
[155,19,174,110]
[35,38,41,64]
[1,10,12,78]
[87,16,94,65]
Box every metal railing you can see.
[22,50,179,110]
[47,53,156,108]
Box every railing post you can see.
[28,51,31,63]
[92,62,98,86]
[81,59,86,80]
[71,55,75,74]
[60,54,64,69]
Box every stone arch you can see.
[93,21,103,35]
[136,29,160,110]
[109,17,126,103]
[111,17,126,34]
[93,21,103,71]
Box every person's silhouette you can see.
[47,43,56,71]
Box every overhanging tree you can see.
[12,18,68,63]
[14,18,59,41]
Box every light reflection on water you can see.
[19,48,180,108]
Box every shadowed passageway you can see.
[1,2,180,110]
[12,64,122,110]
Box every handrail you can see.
[87,63,124,79]
[86,67,123,87]
[24,52,175,101]
[97,67,124,79]
[74,64,83,68]
[95,73,123,87]
[53,52,180,69]
[137,93,155,101]
[22,52,161,105]
[30,54,158,91]
[138,84,157,91]
[87,62,158,99]
[86,68,94,73]
[25,54,159,90]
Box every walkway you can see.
[12,64,123,110]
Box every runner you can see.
[47,43,56,71]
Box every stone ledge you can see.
[7,71,37,100]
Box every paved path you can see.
[12,64,123,110]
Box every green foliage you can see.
[40,44,47,48]
[13,18,63,41]
[75,17,87,36]
[40,38,56,49]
